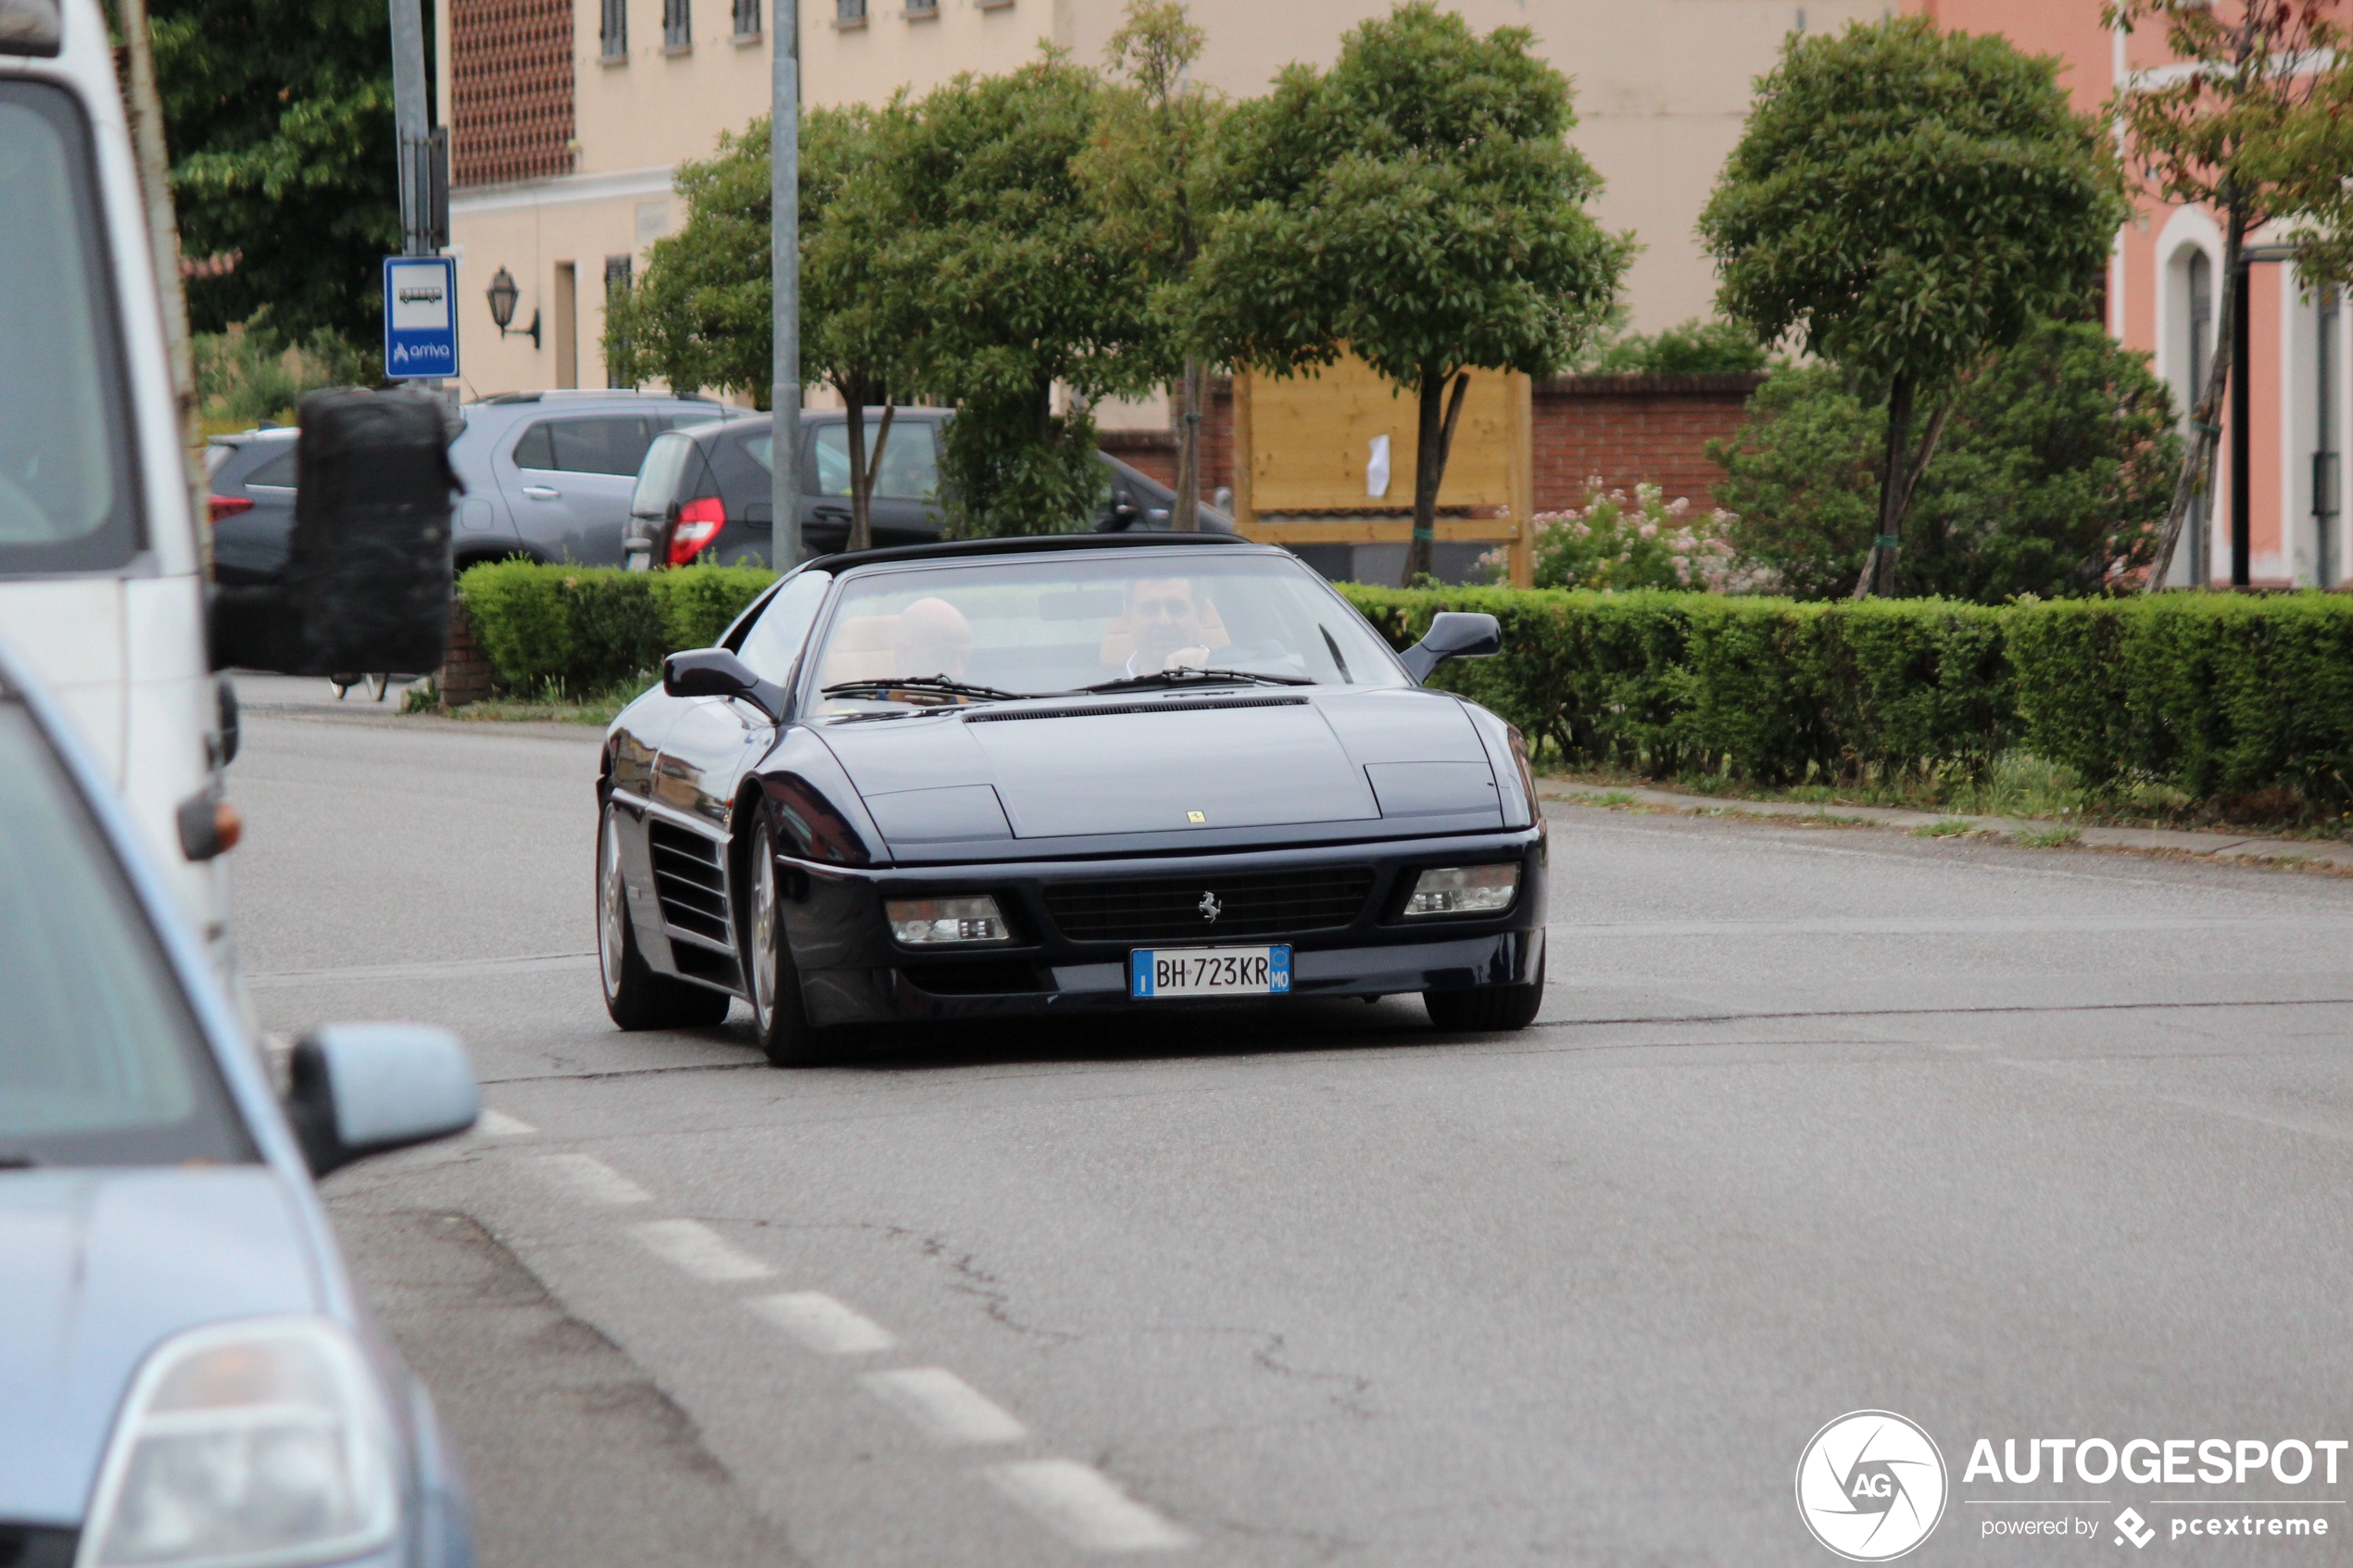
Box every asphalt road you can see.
[229,693,2353,1567]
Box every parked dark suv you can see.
[625,407,1234,568]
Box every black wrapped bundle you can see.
[284,389,458,676]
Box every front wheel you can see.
[742,818,836,1067]
[1423,947,1546,1033]
[598,804,731,1030]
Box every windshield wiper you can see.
[822,675,1027,705]
[1076,668,1314,695]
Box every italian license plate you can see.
[1130,945,1292,998]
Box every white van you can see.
[0,0,451,970]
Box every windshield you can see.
[808,551,1406,707]
[0,83,142,575]
[630,431,698,517]
[0,703,251,1165]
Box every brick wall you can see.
[1531,373,1763,513]
[1098,375,1757,518]
[449,0,575,187]
[439,597,495,707]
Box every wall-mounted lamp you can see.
[484,266,541,349]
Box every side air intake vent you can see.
[647,820,731,948]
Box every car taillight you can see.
[668,497,725,566]
[208,495,254,521]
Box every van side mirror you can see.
[664,647,784,723]
[1400,611,1503,683]
[284,1024,479,1178]
[209,389,458,675]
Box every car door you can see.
[799,417,943,550]
[505,414,668,566]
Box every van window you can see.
[0,83,141,575]
[513,415,659,476]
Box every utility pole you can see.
[388,0,447,402]
[769,0,802,572]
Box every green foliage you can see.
[1702,18,2121,395]
[193,324,374,432]
[1191,2,1626,576]
[1338,585,2353,810]
[152,0,398,342]
[1579,318,1768,377]
[1514,482,1740,592]
[1709,321,2181,601]
[603,118,779,403]
[456,562,774,695]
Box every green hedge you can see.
[452,561,2353,808]
[456,562,773,694]
[1340,585,2353,806]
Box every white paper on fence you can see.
[1366,433,1391,499]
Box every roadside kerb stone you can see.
[1537,780,2353,871]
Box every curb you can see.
[1536,780,2353,872]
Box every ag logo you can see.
[1795,1411,1947,1561]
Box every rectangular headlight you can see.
[1403,864,1518,918]
[887,896,1011,946]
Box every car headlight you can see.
[887,896,1011,946]
[1403,864,1519,918]
[80,1317,399,1568]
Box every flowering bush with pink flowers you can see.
[1482,480,1747,592]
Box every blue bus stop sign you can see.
[383,257,459,381]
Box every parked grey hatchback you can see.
[204,390,755,581]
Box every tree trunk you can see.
[1854,375,1916,598]
[838,372,873,554]
[1172,356,1204,532]
[1403,368,1470,586]
[2145,203,2246,591]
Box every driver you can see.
[892,596,974,682]
[1124,577,1213,675]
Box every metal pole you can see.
[389,0,431,257]
[769,0,802,572]
[2233,258,2253,589]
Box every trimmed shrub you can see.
[456,562,773,695]
[1340,584,2353,808]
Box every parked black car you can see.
[625,408,1235,569]
[595,533,1542,1067]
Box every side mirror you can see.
[1400,611,1503,684]
[209,389,459,675]
[284,1024,479,1178]
[664,647,785,723]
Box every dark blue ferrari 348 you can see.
[596,533,1547,1064]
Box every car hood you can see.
[0,1167,322,1524]
[818,686,1502,852]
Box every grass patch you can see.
[1911,818,1979,838]
[2013,824,2082,848]
[426,673,653,726]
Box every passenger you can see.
[892,596,974,682]
[1125,577,1213,675]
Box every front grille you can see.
[647,820,731,947]
[1044,867,1375,943]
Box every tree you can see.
[1077,0,1226,530]
[605,109,919,550]
[1189,1,1626,584]
[1577,318,1768,376]
[151,0,398,345]
[1701,17,2123,598]
[1710,320,2181,602]
[875,55,1151,537]
[2106,1,2353,589]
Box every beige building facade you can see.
[436,0,1881,405]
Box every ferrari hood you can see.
[820,686,1500,848]
[0,1168,322,1524]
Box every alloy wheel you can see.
[598,808,627,1004]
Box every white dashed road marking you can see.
[861,1367,1028,1446]
[747,1291,899,1354]
[477,1110,535,1135]
[627,1219,777,1281]
[530,1153,651,1206]
[985,1459,1192,1551]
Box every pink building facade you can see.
[1913,0,2349,588]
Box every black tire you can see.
[598,804,732,1030]
[741,818,837,1067]
[1423,947,1546,1033]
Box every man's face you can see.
[1129,578,1202,669]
